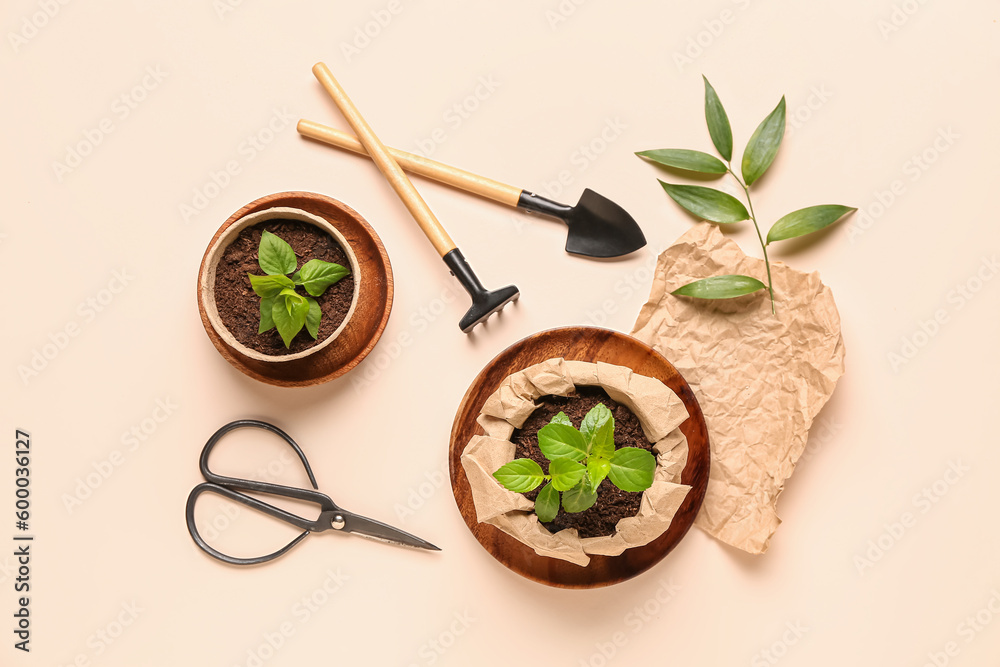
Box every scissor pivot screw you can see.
[331,515,346,530]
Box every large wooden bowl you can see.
[449,326,710,588]
[197,192,393,387]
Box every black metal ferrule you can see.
[442,248,485,296]
[517,190,574,222]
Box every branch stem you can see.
[728,166,775,314]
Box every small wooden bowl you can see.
[197,192,393,387]
[449,326,710,588]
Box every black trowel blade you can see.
[564,189,647,258]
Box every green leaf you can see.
[305,297,321,339]
[587,457,611,489]
[561,483,598,513]
[636,149,727,175]
[672,275,767,300]
[580,403,612,443]
[248,273,294,298]
[258,230,297,276]
[279,287,305,307]
[493,459,545,493]
[549,458,586,492]
[271,299,298,348]
[549,412,573,427]
[297,259,350,297]
[291,295,309,321]
[590,418,615,461]
[659,182,749,223]
[608,448,656,492]
[703,76,733,162]
[534,483,559,523]
[272,292,309,348]
[581,403,615,460]
[741,96,786,187]
[258,296,275,333]
[766,204,857,244]
[537,423,588,462]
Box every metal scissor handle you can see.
[185,419,344,566]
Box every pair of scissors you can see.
[185,419,440,565]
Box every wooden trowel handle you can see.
[311,62,458,257]
[297,119,524,209]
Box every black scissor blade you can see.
[343,513,440,551]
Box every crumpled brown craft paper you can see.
[631,224,845,554]
[461,358,691,567]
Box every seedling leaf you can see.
[537,423,588,461]
[550,412,573,427]
[305,297,321,339]
[561,483,598,513]
[587,457,611,489]
[258,230,297,276]
[549,458,586,492]
[297,259,350,297]
[580,403,613,444]
[248,273,294,298]
[534,483,559,523]
[493,459,545,493]
[258,296,275,333]
[608,448,656,492]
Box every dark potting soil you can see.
[512,386,654,539]
[214,219,354,356]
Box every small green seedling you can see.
[248,230,349,348]
[492,404,656,523]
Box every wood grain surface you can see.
[196,191,393,387]
[448,326,710,588]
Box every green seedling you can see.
[637,76,855,313]
[492,404,656,523]
[248,230,349,348]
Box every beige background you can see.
[3,1,999,664]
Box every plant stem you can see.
[728,166,775,314]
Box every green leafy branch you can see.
[637,76,855,313]
[492,404,656,523]
[248,230,349,348]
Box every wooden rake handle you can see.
[297,119,523,209]
[311,62,457,257]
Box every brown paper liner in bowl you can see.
[460,358,691,567]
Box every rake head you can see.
[443,249,519,333]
